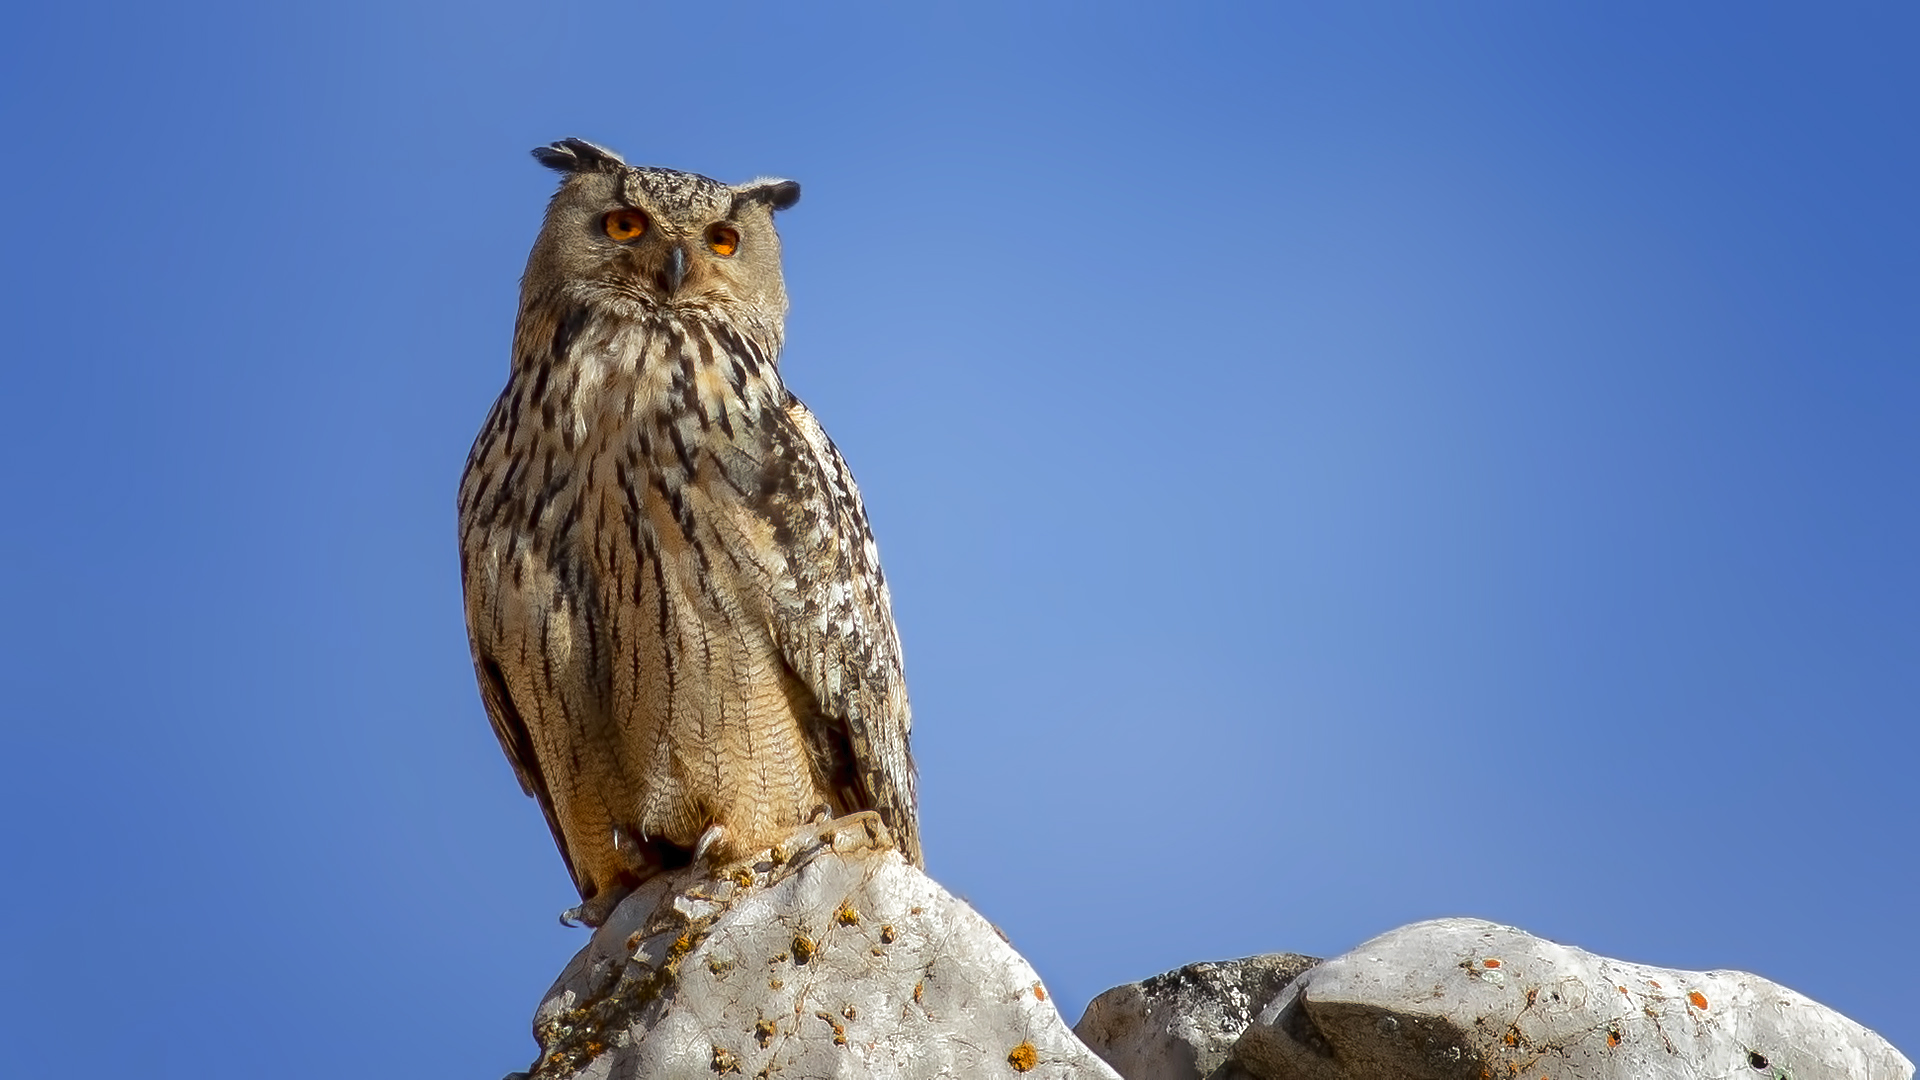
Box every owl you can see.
[458,138,920,926]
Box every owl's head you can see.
[523,138,801,342]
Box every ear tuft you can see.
[532,138,627,175]
[735,178,801,213]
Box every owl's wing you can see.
[760,397,922,867]
[466,623,581,894]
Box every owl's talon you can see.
[693,823,728,865]
[558,888,628,929]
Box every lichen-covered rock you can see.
[521,814,1119,1080]
[1230,917,1914,1080]
[1074,953,1319,1079]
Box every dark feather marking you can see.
[486,456,526,523]
[528,361,552,414]
[713,530,746,575]
[501,392,522,453]
[652,472,691,546]
[679,342,711,430]
[687,331,736,437]
[551,305,589,362]
[718,323,771,378]
[617,462,643,531]
[526,455,568,529]
[649,550,675,716]
[576,595,599,697]
[667,422,696,479]
[465,471,493,516]
[554,494,582,539]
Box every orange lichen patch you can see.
[1648,979,1662,989]
[843,1004,858,1021]
[880,924,897,944]
[913,981,926,1005]
[815,1011,848,1046]
[1688,991,1708,1010]
[835,903,861,926]
[1007,1041,1038,1072]
[730,867,755,888]
[755,1018,777,1047]
[1607,1027,1621,1048]
[1032,982,1048,1002]
[1483,958,1502,968]
[626,931,645,952]
[1503,1030,1520,1047]
[790,935,817,964]
[710,1045,739,1073]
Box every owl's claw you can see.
[559,888,629,928]
[692,823,729,865]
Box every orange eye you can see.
[707,224,740,257]
[603,209,648,242]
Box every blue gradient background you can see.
[3,3,1914,1074]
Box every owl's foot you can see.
[558,815,897,927]
[802,810,895,858]
[559,889,629,929]
[560,824,671,926]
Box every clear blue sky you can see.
[3,3,1914,1074]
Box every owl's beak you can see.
[662,245,687,295]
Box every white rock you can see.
[1074,953,1318,1079]
[521,814,1119,1080]
[1231,917,1913,1080]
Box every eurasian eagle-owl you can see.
[457,138,919,926]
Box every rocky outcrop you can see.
[1077,919,1914,1080]
[504,832,1910,1080]
[515,814,1118,1080]
[1233,917,1913,1080]
[1074,953,1319,1080]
